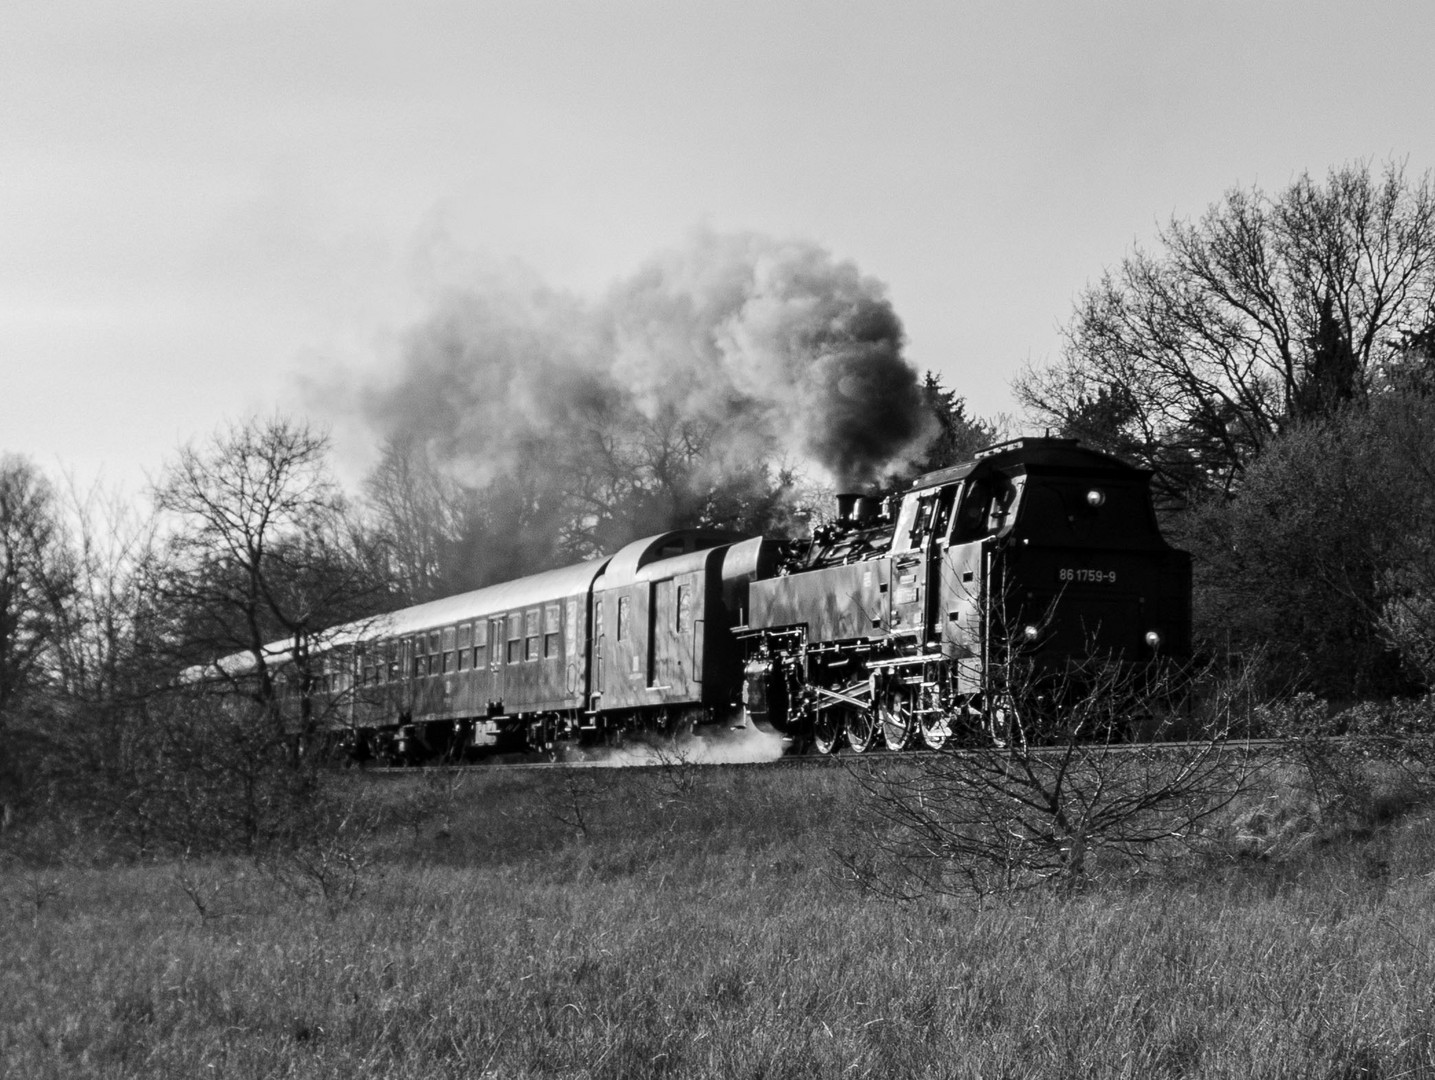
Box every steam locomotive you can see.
[223,438,1191,761]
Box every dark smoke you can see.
[359,231,933,492]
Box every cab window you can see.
[953,479,993,541]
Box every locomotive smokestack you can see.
[835,492,882,526]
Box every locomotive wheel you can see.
[878,692,914,752]
[919,709,952,751]
[844,708,877,754]
[811,709,841,755]
[988,695,1022,748]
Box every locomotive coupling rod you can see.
[812,684,870,710]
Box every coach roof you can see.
[366,556,612,640]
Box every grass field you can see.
[6,757,1435,1078]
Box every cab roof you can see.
[907,437,1144,493]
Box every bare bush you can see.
[11,869,65,926]
[394,767,470,844]
[259,819,381,916]
[173,857,250,924]
[842,656,1255,899]
[546,767,602,841]
[1257,694,1435,842]
[649,737,703,803]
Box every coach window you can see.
[457,624,471,671]
[412,636,424,679]
[477,621,489,668]
[442,626,456,673]
[427,631,441,675]
[524,608,541,661]
[618,595,631,642]
[676,584,692,633]
[507,614,523,664]
[544,603,561,657]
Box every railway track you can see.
[354,736,1283,776]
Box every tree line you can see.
[1019,158,1435,701]
[0,376,992,850]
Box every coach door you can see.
[490,618,505,704]
[592,597,605,706]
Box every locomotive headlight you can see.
[1145,630,1162,649]
[1086,489,1106,508]
[1023,624,1040,643]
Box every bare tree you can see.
[365,401,798,594]
[1018,159,1435,504]
[0,456,72,730]
[0,457,75,831]
[151,415,387,751]
[363,434,468,602]
[49,477,158,723]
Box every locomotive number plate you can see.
[1059,568,1117,584]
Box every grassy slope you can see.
[5,762,1435,1079]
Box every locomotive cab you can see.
[951,439,1191,683]
[739,436,1193,753]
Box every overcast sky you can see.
[4,1,1433,492]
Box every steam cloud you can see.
[566,723,789,767]
[360,231,933,491]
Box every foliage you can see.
[1018,159,1435,506]
[1252,694,1435,837]
[908,371,1004,474]
[1177,392,1435,697]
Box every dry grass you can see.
[6,760,1435,1078]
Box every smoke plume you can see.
[360,231,933,492]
